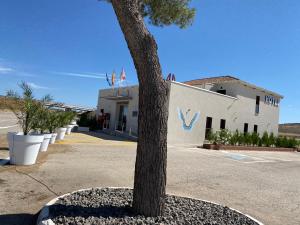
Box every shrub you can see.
[287,138,298,148]
[229,130,239,146]
[56,111,73,128]
[250,132,260,146]
[77,113,98,131]
[237,132,245,146]
[261,132,270,147]
[269,132,276,147]
[214,129,231,145]
[47,111,60,133]
[205,129,214,143]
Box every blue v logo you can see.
[177,108,200,131]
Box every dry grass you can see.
[0,96,19,110]
[279,123,300,135]
[279,124,300,142]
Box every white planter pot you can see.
[7,132,23,164]
[10,134,44,165]
[66,125,74,135]
[56,128,67,140]
[39,133,52,152]
[70,120,77,125]
[49,133,57,144]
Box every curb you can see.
[37,187,264,225]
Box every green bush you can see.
[250,132,260,146]
[205,129,214,143]
[286,138,298,148]
[47,111,60,133]
[206,129,298,149]
[269,132,276,147]
[244,132,252,146]
[77,113,98,131]
[237,132,245,146]
[214,129,231,145]
[229,130,239,146]
[261,132,270,147]
[56,111,76,128]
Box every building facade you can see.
[97,76,283,145]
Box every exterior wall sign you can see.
[177,108,200,131]
[265,95,279,107]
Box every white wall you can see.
[98,86,139,134]
[167,82,281,145]
[98,81,281,145]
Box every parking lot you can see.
[0,132,299,225]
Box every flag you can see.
[120,68,126,81]
[166,73,171,80]
[111,71,116,86]
[172,74,176,81]
[106,73,111,86]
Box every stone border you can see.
[37,187,264,225]
[202,144,299,152]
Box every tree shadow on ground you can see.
[0,213,38,225]
[75,131,137,143]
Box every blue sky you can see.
[0,0,299,123]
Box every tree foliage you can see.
[104,0,195,28]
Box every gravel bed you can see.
[49,188,259,225]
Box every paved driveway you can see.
[0,111,18,135]
[0,132,299,225]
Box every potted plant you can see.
[5,82,45,165]
[66,112,77,135]
[48,111,60,144]
[31,95,54,152]
[55,112,69,140]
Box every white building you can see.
[97,76,283,145]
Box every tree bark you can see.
[111,0,170,217]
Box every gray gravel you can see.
[49,188,259,225]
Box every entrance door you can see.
[205,117,213,139]
[117,104,128,131]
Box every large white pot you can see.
[49,133,57,144]
[56,128,67,140]
[66,125,74,135]
[39,133,52,152]
[11,134,44,165]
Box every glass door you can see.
[117,104,128,131]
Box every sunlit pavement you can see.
[0,132,299,225]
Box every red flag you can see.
[120,68,126,81]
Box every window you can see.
[132,111,138,117]
[244,123,249,133]
[217,89,226,95]
[205,117,213,139]
[254,125,258,133]
[255,96,260,115]
[220,119,226,130]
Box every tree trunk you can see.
[111,0,170,217]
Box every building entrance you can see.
[117,103,128,132]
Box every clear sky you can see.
[0,0,299,123]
